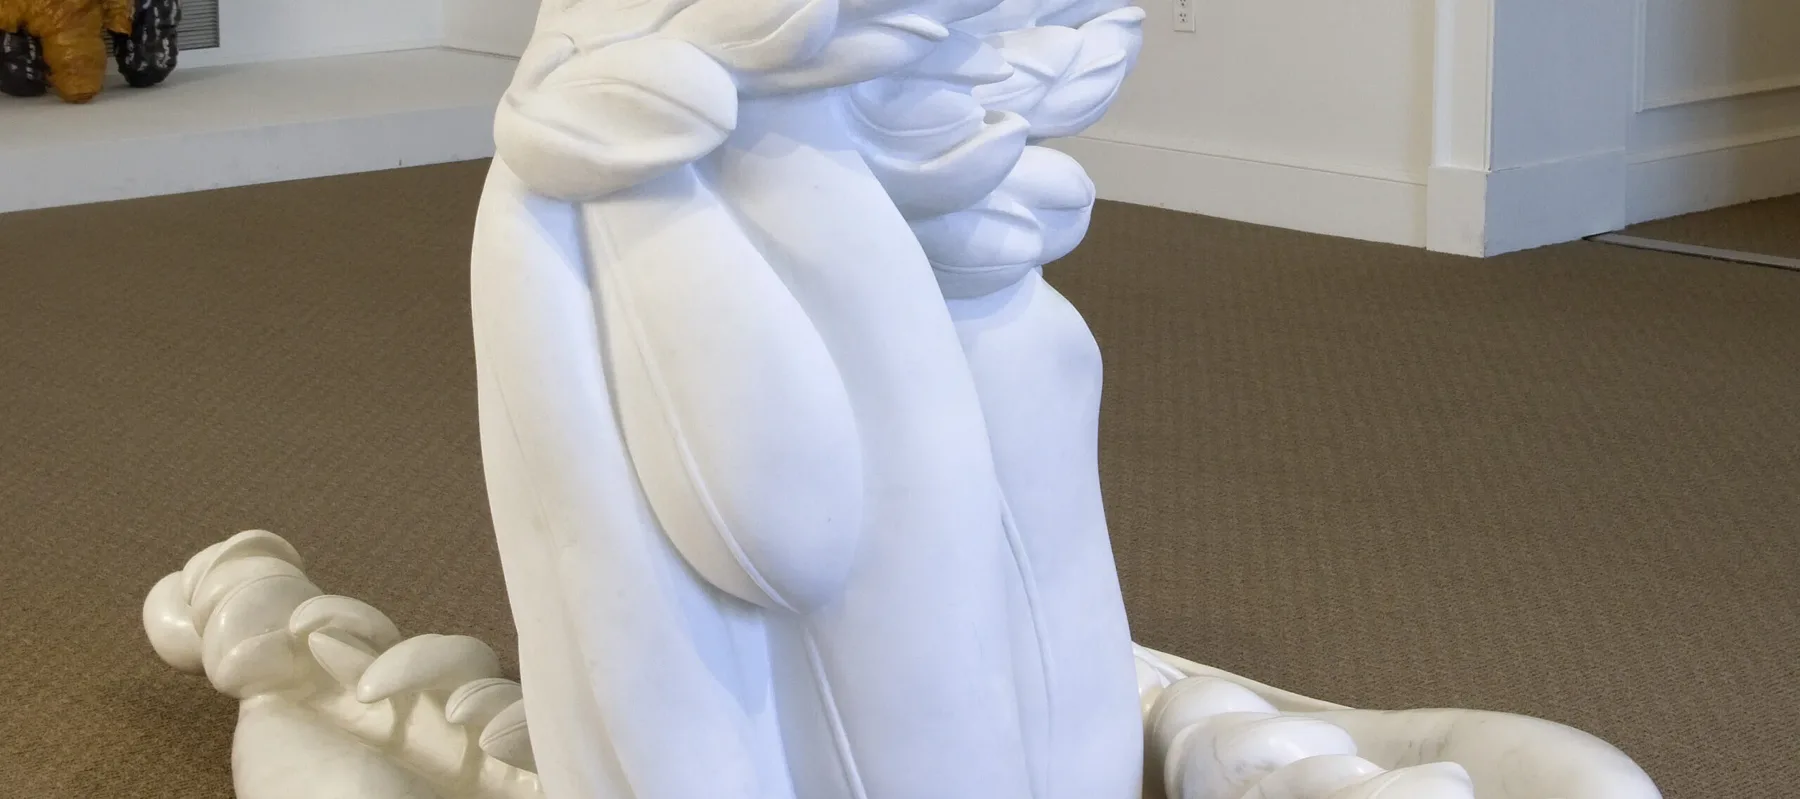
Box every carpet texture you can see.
[1625,193,1800,259]
[1,162,1796,799]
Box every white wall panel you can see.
[444,0,537,56]
[181,0,445,69]
[1628,0,1800,222]
[1639,0,1800,110]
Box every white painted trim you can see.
[1072,133,1424,185]
[1430,0,1495,171]
[1640,73,1800,112]
[1425,165,1488,256]
[1630,0,1649,113]
[1426,150,1629,257]
[1424,0,1496,257]
[1051,135,1428,248]
[1625,128,1800,224]
[1485,149,1628,255]
[1632,122,1800,164]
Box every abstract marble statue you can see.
[143,2,1663,798]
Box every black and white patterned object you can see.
[0,30,47,98]
[112,0,181,88]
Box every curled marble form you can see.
[144,532,1662,799]
[1133,648,1663,799]
[843,0,1141,298]
[136,3,1664,799]
[143,530,542,799]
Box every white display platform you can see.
[0,49,513,214]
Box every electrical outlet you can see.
[1173,0,1197,32]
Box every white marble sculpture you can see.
[143,1,1664,798]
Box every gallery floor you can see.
[1625,193,1800,259]
[1,161,1795,798]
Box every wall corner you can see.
[1425,165,1490,256]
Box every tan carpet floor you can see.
[1,161,1796,798]
[1625,194,1800,259]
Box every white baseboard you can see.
[1484,149,1628,256]
[1050,136,1428,248]
[0,49,512,214]
[1626,127,1800,224]
[1424,151,1627,257]
[1425,166,1489,256]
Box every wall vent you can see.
[101,0,220,52]
[179,0,220,51]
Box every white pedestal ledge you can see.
[0,48,513,214]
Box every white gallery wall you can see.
[1071,0,1800,256]
[1064,0,1644,256]
[180,0,445,69]
[442,0,537,57]
[1062,0,1438,249]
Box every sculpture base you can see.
[144,531,1660,799]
